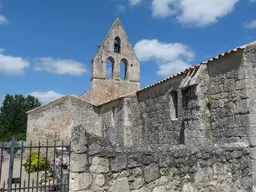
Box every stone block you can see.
[70,152,88,173]
[129,177,145,190]
[71,125,87,154]
[69,172,92,191]
[109,177,130,192]
[111,154,128,172]
[90,157,109,173]
[152,186,166,192]
[88,143,102,156]
[94,174,105,187]
[128,154,142,168]
[144,163,160,183]
[182,183,197,192]
[131,186,150,192]
[141,154,154,165]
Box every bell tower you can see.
[81,18,140,105]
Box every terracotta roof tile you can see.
[137,41,256,93]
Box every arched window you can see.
[120,58,128,80]
[114,36,121,54]
[170,90,178,119]
[106,57,114,78]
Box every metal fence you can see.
[0,137,70,192]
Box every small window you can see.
[179,122,185,144]
[170,90,178,119]
[106,57,114,78]
[120,58,128,80]
[114,37,121,54]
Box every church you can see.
[27,18,256,151]
[25,18,256,191]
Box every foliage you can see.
[55,155,70,169]
[22,152,50,173]
[0,94,41,141]
[40,176,54,183]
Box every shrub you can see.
[23,152,50,173]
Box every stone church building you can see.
[27,18,256,149]
[26,18,256,191]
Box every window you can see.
[106,57,114,78]
[179,122,185,144]
[120,58,128,80]
[114,37,121,54]
[170,90,178,119]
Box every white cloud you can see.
[0,52,29,75]
[34,57,87,76]
[134,39,195,77]
[0,48,4,53]
[0,15,8,24]
[0,1,8,24]
[157,60,191,76]
[117,4,127,13]
[152,0,239,27]
[244,20,256,29]
[152,0,177,18]
[129,0,142,6]
[29,91,63,103]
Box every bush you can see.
[23,152,50,173]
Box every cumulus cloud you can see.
[29,91,63,103]
[117,4,127,13]
[34,57,87,76]
[152,0,239,27]
[0,1,8,24]
[0,51,29,75]
[129,0,142,6]
[0,15,7,24]
[134,39,195,77]
[244,20,256,29]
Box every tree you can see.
[0,94,41,141]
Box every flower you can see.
[55,155,69,169]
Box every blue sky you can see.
[0,0,256,104]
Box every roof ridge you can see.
[137,40,256,93]
[27,94,91,114]
[91,18,121,62]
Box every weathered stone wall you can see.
[81,79,139,106]
[69,126,253,192]
[95,46,255,150]
[242,43,256,188]
[97,64,211,149]
[206,50,250,145]
[27,45,256,152]
[26,95,102,146]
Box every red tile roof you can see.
[137,41,256,93]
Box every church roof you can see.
[137,40,256,93]
[26,94,90,114]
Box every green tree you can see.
[0,94,41,141]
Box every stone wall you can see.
[27,45,256,151]
[206,50,250,145]
[69,126,252,192]
[97,64,210,149]
[243,43,256,188]
[26,95,102,146]
[95,46,255,149]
